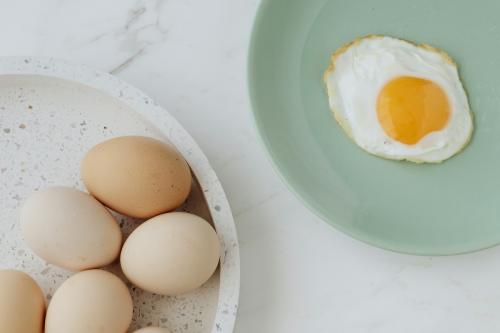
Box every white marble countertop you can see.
[2,0,500,332]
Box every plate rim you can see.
[0,56,240,331]
[247,0,500,256]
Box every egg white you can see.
[324,35,473,163]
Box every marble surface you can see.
[2,0,500,332]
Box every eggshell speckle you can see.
[45,269,133,333]
[121,212,220,295]
[20,187,122,271]
[81,136,192,218]
[0,270,45,333]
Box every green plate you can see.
[248,0,500,255]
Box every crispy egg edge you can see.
[323,35,474,163]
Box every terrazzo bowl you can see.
[0,57,239,333]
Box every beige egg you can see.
[45,269,133,333]
[81,136,192,219]
[21,187,122,271]
[121,212,220,295]
[134,328,172,333]
[0,270,45,333]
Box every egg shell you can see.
[81,136,192,218]
[134,328,172,333]
[0,270,45,333]
[121,212,220,296]
[45,269,133,333]
[21,187,122,271]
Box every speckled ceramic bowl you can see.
[0,57,239,333]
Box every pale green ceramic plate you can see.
[248,0,500,255]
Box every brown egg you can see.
[134,328,172,333]
[0,270,45,333]
[20,187,122,271]
[45,269,133,333]
[81,136,192,218]
[121,212,220,295]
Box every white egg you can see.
[45,270,133,333]
[121,212,220,296]
[324,35,473,163]
[20,187,122,271]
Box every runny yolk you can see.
[376,76,450,145]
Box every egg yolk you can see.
[376,76,450,145]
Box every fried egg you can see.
[324,35,473,163]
